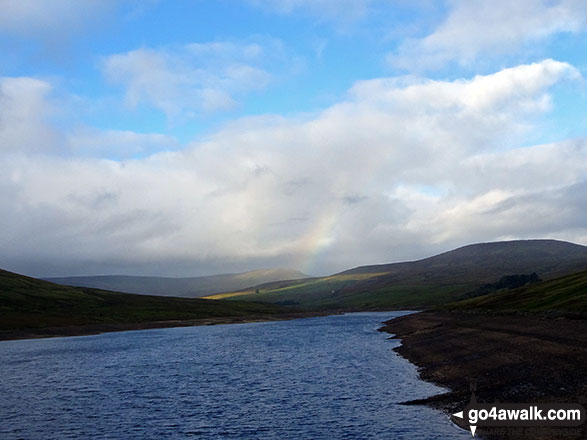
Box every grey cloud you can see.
[282,178,312,196]
[442,180,587,246]
[66,191,119,210]
[342,195,369,205]
[0,0,116,36]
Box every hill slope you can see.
[0,269,287,332]
[445,269,587,314]
[206,240,587,310]
[45,268,310,298]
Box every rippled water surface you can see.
[0,312,469,439]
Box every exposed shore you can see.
[380,311,587,439]
[0,311,332,342]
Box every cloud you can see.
[346,59,579,162]
[0,77,62,154]
[0,77,178,159]
[415,178,587,247]
[389,0,587,71]
[394,138,587,244]
[67,128,179,159]
[1,61,586,276]
[102,40,295,118]
[0,1,158,66]
[0,0,114,36]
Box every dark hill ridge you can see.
[207,240,587,309]
[342,239,587,279]
[0,268,290,338]
[335,239,587,297]
[45,268,310,298]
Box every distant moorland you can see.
[2,239,587,339]
[205,239,587,311]
[46,268,309,298]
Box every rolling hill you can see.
[0,268,288,332]
[205,240,587,310]
[4,239,587,338]
[445,269,587,314]
[45,268,310,298]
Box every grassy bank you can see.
[0,268,290,335]
[444,269,587,315]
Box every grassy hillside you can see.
[205,240,587,310]
[445,269,587,314]
[0,269,288,331]
[45,268,310,298]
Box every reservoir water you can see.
[0,312,469,439]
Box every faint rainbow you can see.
[295,207,338,275]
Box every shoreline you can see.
[380,311,587,438]
[0,311,334,342]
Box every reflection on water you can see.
[0,312,468,439]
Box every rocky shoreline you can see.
[380,311,587,439]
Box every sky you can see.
[1,0,587,278]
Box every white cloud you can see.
[1,61,586,276]
[0,77,179,159]
[102,40,294,117]
[389,0,587,71]
[0,77,62,154]
[347,59,579,162]
[67,128,179,159]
